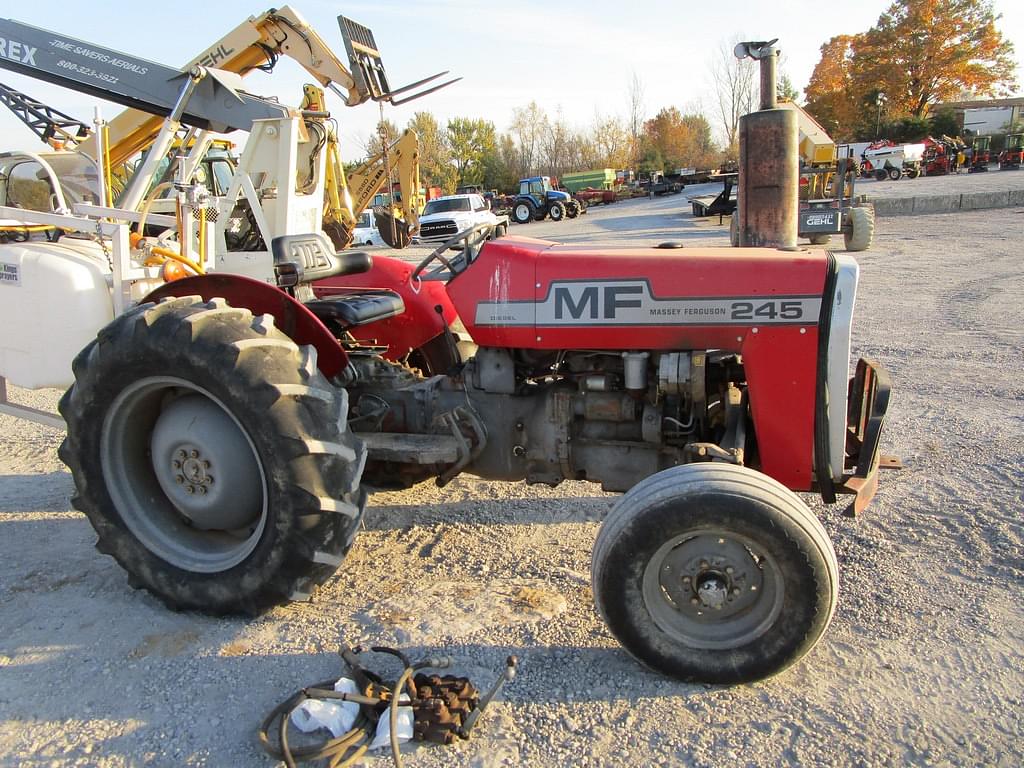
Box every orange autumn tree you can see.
[855,0,1015,117]
[804,35,864,140]
[805,0,1016,139]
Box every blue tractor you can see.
[511,176,583,223]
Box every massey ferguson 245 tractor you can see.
[0,21,891,684]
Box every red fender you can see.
[142,274,347,379]
[313,254,456,361]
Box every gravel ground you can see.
[1,197,1022,767]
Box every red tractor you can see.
[58,224,893,684]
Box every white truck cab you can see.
[415,193,507,243]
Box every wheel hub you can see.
[150,394,262,531]
[697,574,729,609]
[642,529,784,650]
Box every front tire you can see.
[592,464,838,683]
[844,205,874,252]
[548,201,565,221]
[808,233,831,245]
[58,296,366,614]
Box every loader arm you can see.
[77,6,366,169]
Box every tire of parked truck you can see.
[58,296,366,615]
[513,201,536,224]
[844,205,874,252]
[592,463,839,683]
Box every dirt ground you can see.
[1,198,1022,767]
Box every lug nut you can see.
[203,460,211,469]
[690,598,699,606]
[732,588,741,596]
[177,449,187,459]
[175,475,184,484]
[725,566,734,575]
[190,450,199,459]
[207,475,214,485]
[186,485,195,494]
[198,486,207,495]
[699,560,709,569]
[682,575,691,584]
[172,460,181,469]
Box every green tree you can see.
[446,118,497,185]
[408,111,457,192]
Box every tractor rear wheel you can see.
[58,296,366,615]
[512,201,535,224]
[592,464,838,683]
[844,205,875,252]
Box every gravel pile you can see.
[1,199,1021,766]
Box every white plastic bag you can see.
[368,693,414,751]
[290,677,360,738]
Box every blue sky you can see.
[1,0,1021,160]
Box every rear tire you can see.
[592,464,838,683]
[58,296,366,614]
[887,167,901,180]
[844,205,874,252]
[512,201,535,224]
[874,169,887,181]
[808,233,831,245]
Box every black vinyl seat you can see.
[305,290,405,329]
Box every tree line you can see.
[359,98,721,195]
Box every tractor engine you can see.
[348,346,748,492]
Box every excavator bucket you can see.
[373,207,411,249]
[322,218,354,252]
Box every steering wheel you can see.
[411,222,496,283]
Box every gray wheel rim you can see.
[101,376,268,573]
[515,204,530,221]
[642,527,784,650]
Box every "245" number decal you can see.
[730,300,805,321]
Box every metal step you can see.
[356,432,461,464]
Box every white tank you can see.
[0,238,113,389]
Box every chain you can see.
[94,218,113,270]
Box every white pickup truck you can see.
[415,193,509,244]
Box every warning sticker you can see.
[1,261,20,286]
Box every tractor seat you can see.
[305,290,405,330]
